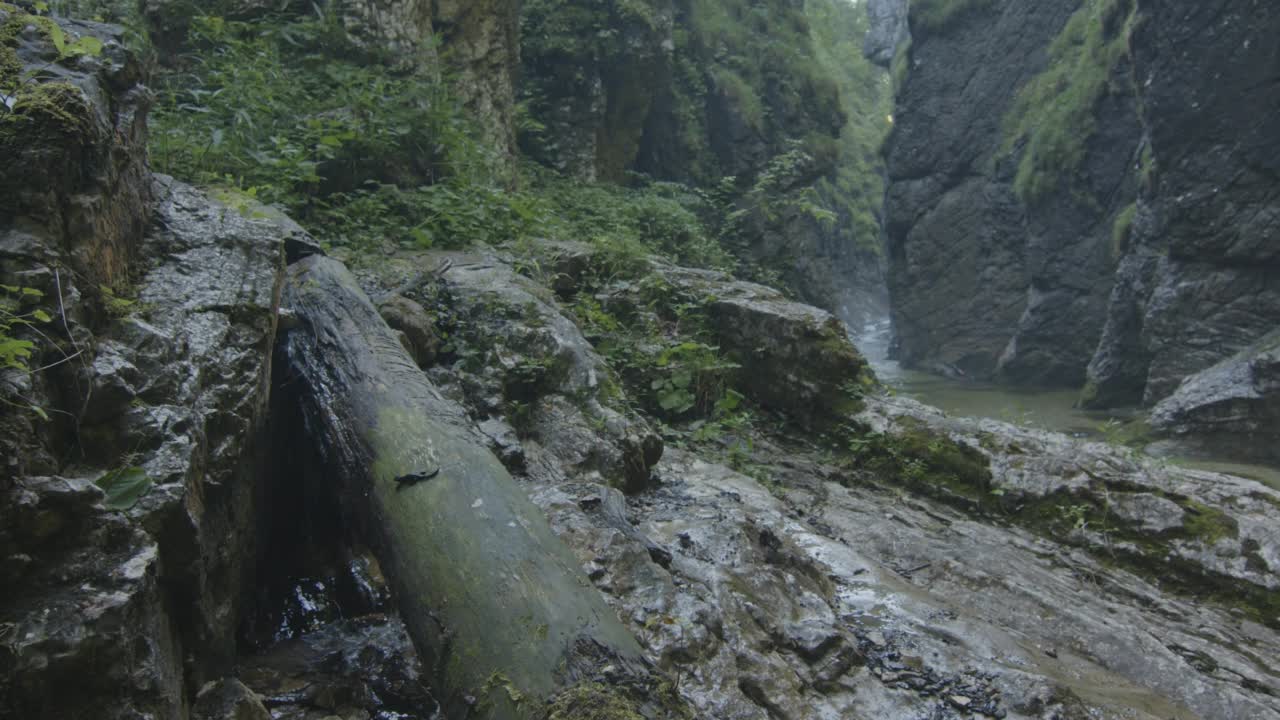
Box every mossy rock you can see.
[845,421,994,506]
[545,684,645,720]
[1,8,99,147]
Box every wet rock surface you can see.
[353,248,1280,719]
[384,249,667,495]
[4,8,1280,718]
[239,615,437,720]
[883,0,1120,384]
[863,0,909,67]
[533,242,873,427]
[1087,0,1280,407]
[0,176,287,717]
[0,178,285,712]
[1150,329,1280,464]
[1,12,288,716]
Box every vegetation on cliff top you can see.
[1002,0,1138,202]
[807,0,894,253]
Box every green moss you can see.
[1,12,23,95]
[842,412,1274,628]
[0,80,93,145]
[1077,378,1102,408]
[1110,201,1137,258]
[477,672,531,714]
[890,36,912,95]
[1,9,86,95]
[710,66,764,131]
[1138,142,1155,190]
[1180,500,1238,545]
[1003,0,1138,203]
[209,186,287,221]
[845,423,994,506]
[545,683,645,720]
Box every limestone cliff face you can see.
[144,0,522,170]
[882,0,1140,384]
[863,0,908,66]
[881,0,1280,404]
[1086,0,1280,407]
[432,0,521,165]
[340,0,523,167]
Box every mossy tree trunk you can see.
[280,255,684,719]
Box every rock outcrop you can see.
[143,0,522,170]
[1,12,286,716]
[882,0,1280,407]
[1150,329,1280,463]
[0,178,288,718]
[863,0,909,66]
[351,245,1280,719]
[431,0,521,165]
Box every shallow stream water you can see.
[854,319,1280,489]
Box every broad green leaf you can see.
[48,23,66,54]
[658,390,692,413]
[65,36,104,58]
[0,337,35,360]
[32,309,52,323]
[96,467,153,511]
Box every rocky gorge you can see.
[1,2,1279,719]
[877,0,1280,457]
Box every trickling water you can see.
[854,319,1280,489]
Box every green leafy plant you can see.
[95,465,153,510]
[99,283,140,318]
[650,341,736,417]
[1062,503,1091,531]
[1002,0,1139,202]
[149,11,499,252]
[0,285,50,371]
[2,7,104,112]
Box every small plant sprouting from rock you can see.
[94,465,152,511]
[2,5,103,109]
[0,284,50,372]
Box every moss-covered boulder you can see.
[857,393,1280,629]
[542,242,875,429]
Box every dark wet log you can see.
[280,255,681,719]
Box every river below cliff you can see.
[855,319,1280,490]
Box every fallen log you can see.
[280,255,682,719]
